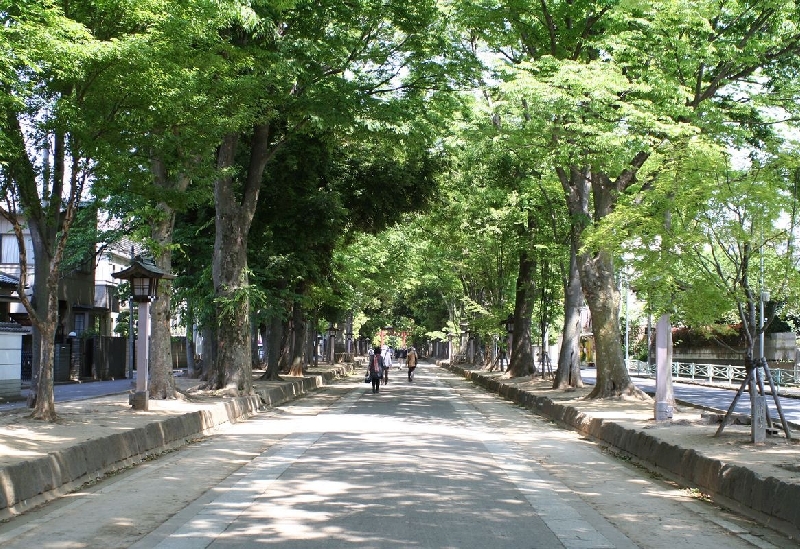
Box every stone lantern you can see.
[112,256,175,410]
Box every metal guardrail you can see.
[626,359,800,389]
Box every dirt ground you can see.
[1,366,798,505]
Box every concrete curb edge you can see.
[0,363,354,520]
[441,362,800,537]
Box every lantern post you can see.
[328,323,338,363]
[112,256,176,410]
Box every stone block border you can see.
[441,362,800,537]
[0,364,354,520]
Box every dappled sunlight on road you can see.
[93,365,789,549]
[154,365,568,548]
[2,364,791,549]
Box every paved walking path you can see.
[133,377,593,549]
[2,363,792,549]
[8,366,799,422]
[2,360,800,543]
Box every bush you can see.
[672,324,744,349]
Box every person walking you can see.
[382,345,393,385]
[407,346,418,382]
[368,347,384,394]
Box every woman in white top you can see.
[382,346,393,384]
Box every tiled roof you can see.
[0,272,20,287]
[0,321,28,333]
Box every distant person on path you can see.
[368,348,384,394]
[407,347,418,381]
[382,345,393,385]
[365,348,374,382]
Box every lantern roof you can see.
[111,255,176,281]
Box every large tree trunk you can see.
[508,247,536,377]
[11,122,79,420]
[148,160,188,399]
[212,202,252,393]
[580,249,640,398]
[149,276,175,398]
[554,240,584,389]
[26,222,52,413]
[559,166,646,399]
[261,313,283,380]
[29,252,59,420]
[210,126,271,393]
[288,299,306,376]
[28,212,63,420]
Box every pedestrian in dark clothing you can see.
[407,347,418,381]
[368,347,384,393]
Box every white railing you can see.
[626,359,800,389]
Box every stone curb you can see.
[0,363,354,520]
[441,362,800,537]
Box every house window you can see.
[76,257,92,273]
[74,313,86,335]
[0,234,18,264]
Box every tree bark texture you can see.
[211,125,271,393]
[579,248,640,398]
[559,166,644,398]
[8,120,79,420]
[554,241,584,389]
[26,220,52,413]
[31,258,58,420]
[148,159,188,399]
[508,246,536,378]
[28,198,69,419]
[149,279,174,398]
[212,200,252,392]
[288,300,306,376]
[261,314,283,380]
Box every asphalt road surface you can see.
[582,369,800,423]
[0,365,793,549]
[1,378,133,411]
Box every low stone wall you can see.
[442,362,800,536]
[0,395,263,518]
[0,362,355,519]
[0,379,20,401]
[674,332,798,365]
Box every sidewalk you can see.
[440,361,800,539]
[2,359,800,539]
[0,362,356,520]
